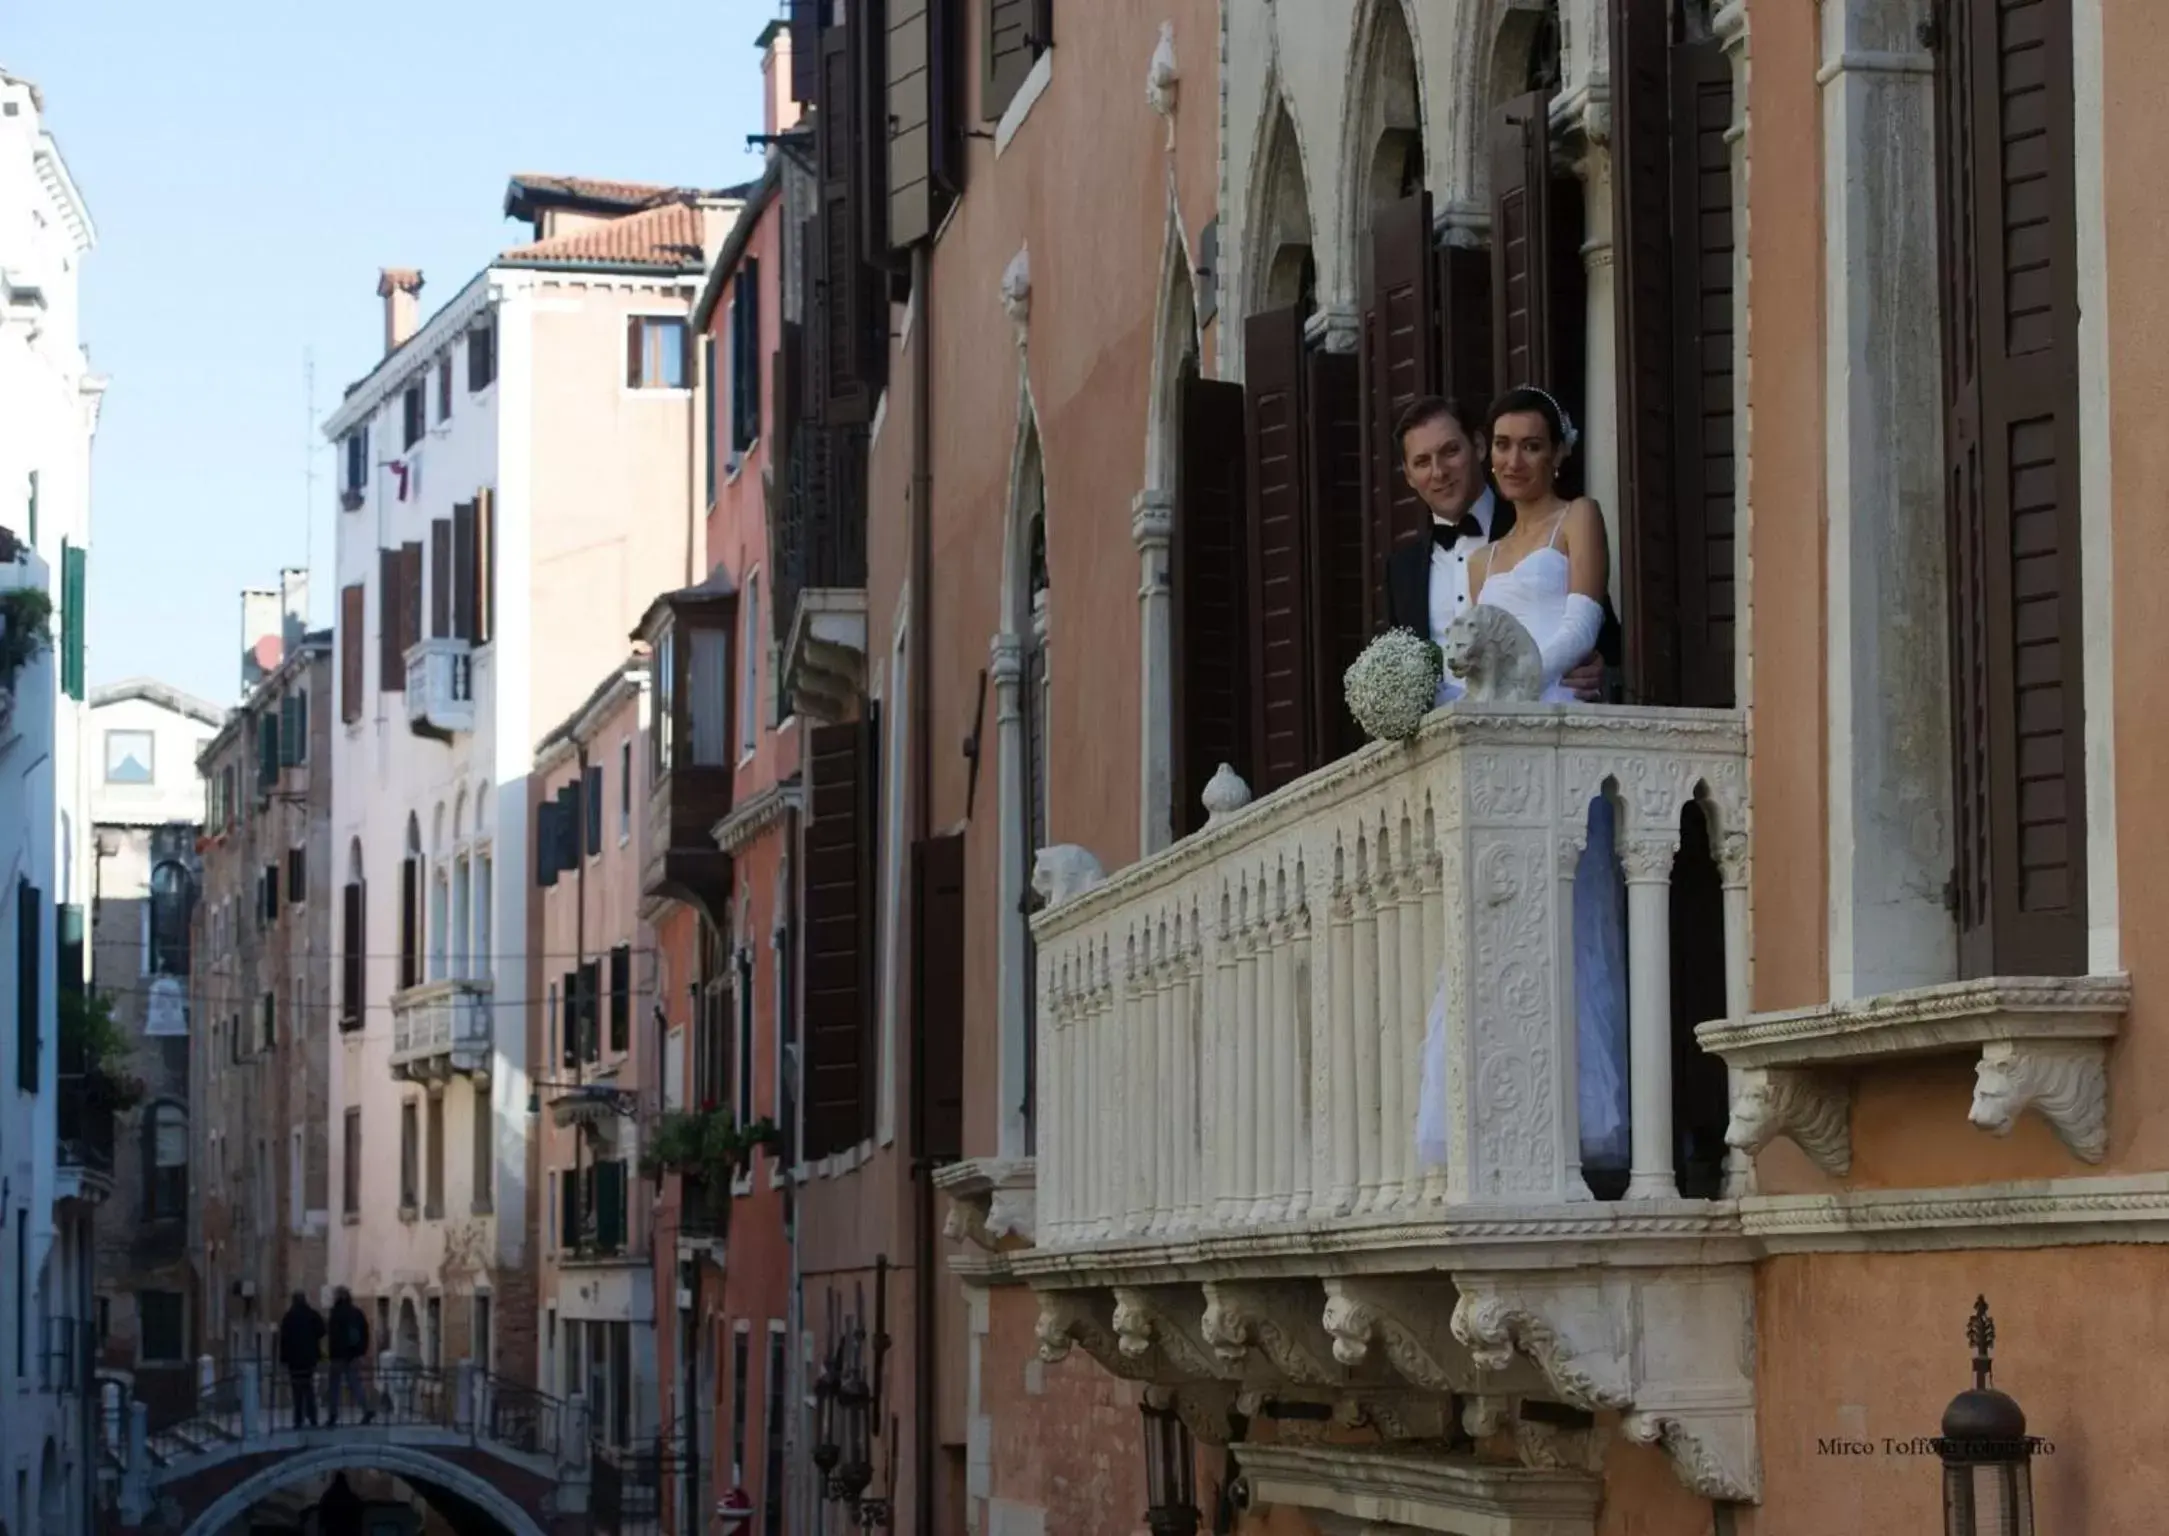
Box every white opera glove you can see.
[1538,592,1606,682]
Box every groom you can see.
[1382,396,1615,701]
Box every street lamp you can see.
[1938,1295,2036,1536]
[836,1342,874,1506]
[811,1358,841,1494]
[1140,1388,1200,1536]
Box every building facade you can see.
[190,626,334,1374]
[321,175,732,1386]
[0,63,102,1536]
[85,679,218,1428]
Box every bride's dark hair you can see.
[1484,386,1571,450]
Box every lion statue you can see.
[1441,603,1546,704]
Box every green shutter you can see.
[59,542,85,701]
[561,1165,580,1249]
[279,695,301,767]
[596,1160,626,1252]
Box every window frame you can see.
[437,352,454,423]
[627,315,692,392]
[402,381,426,450]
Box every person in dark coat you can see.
[325,1286,374,1426]
[277,1291,327,1429]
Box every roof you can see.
[693,160,783,332]
[632,565,739,641]
[87,677,225,729]
[503,173,689,222]
[535,652,649,771]
[498,199,711,273]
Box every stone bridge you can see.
[100,1356,595,1536]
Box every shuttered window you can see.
[1171,375,1251,838]
[1304,347,1368,764]
[888,0,964,246]
[732,262,764,452]
[1243,307,1315,798]
[431,518,453,639]
[278,692,304,767]
[341,879,365,1029]
[474,489,496,645]
[804,715,877,1159]
[16,880,40,1094]
[341,584,365,722]
[982,0,1051,120]
[585,765,605,857]
[1365,191,1440,635]
[816,14,883,425]
[789,0,822,103]
[912,833,967,1164]
[1491,90,1556,398]
[399,853,421,993]
[379,549,405,693]
[59,542,85,702]
[579,959,601,1063]
[609,944,630,1054]
[1935,0,2087,976]
[257,712,280,791]
[451,500,478,642]
[595,1159,627,1252]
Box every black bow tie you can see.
[1431,516,1483,550]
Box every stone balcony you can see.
[390,977,493,1082]
[1011,706,1763,1507]
[405,637,475,739]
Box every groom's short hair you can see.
[1393,396,1477,459]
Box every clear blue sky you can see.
[7,0,780,706]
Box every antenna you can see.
[303,347,317,599]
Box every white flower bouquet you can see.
[1344,627,1443,743]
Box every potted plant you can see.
[0,587,53,735]
[61,987,145,1112]
[639,1105,780,1238]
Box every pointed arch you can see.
[1143,203,1204,497]
[1138,203,1204,857]
[1242,80,1321,329]
[1439,0,1567,209]
[1343,0,1429,261]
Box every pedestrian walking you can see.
[277,1291,327,1430]
[325,1286,374,1426]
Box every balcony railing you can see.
[390,977,493,1081]
[1025,704,1750,1251]
[405,637,475,738]
[56,1077,115,1178]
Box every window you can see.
[467,320,496,392]
[730,1326,751,1480]
[704,334,719,504]
[736,949,755,1131]
[425,1092,444,1217]
[619,739,633,842]
[731,260,762,452]
[14,880,36,1093]
[340,582,365,723]
[426,1296,441,1368]
[262,863,280,925]
[547,1170,559,1253]
[259,990,275,1052]
[609,945,630,1054]
[585,764,604,857]
[982,0,1054,120]
[149,861,190,976]
[343,427,370,497]
[279,689,308,766]
[763,1325,787,1536]
[627,316,689,390]
[104,730,154,785]
[472,1082,493,1213]
[59,539,84,701]
[741,575,760,755]
[289,1125,304,1232]
[288,845,306,907]
[547,983,559,1072]
[400,1100,419,1212]
[437,353,454,422]
[147,1103,187,1220]
[473,1293,492,1372]
[340,854,365,1031]
[137,1291,185,1364]
[402,381,426,449]
[399,817,422,992]
[652,629,676,779]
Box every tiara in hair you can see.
[1522,385,1580,455]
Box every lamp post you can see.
[1938,1295,2036,1536]
[1140,1388,1200,1536]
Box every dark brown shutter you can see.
[854,0,891,267]
[912,832,966,1164]
[887,0,963,245]
[1366,191,1439,634]
[1305,348,1369,764]
[983,0,1036,119]
[1243,306,1312,797]
[1937,0,2087,976]
[818,17,873,425]
[1610,0,1682,704]
[476,489,496,646]
[1171,376,1251,839]
[789,0,821,103]
[399,856,420,992]
[1669,36,1738,708]
[609,945,630,1053]
[1491,90,1555,395]
[341,583,365,722]
[378,548,405,692]
[804,716,877,1157]
[452,501,477,642]
[1436,242,1495,418]
[430,519,452,639]
[341,880,364,1029]
[400,542,424,657]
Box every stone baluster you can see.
[1092,949,1115,1237]
[1557,831,1593,1201]
[1395,830,1429,1209]
[1373,854,1406,1207]
[197,1352,216,1405]
[1622,834,1682,1199]
[1718,829,1754,1197]
[1258,900,1291,1220]
[1249,885,1280,1222]
[1126,933,1152,1234]
[1288,901,1314,1218]
[1419,838,1448,1204]
[1153,922,1178,1231]
[1325,886,1358,1215]
[1232,895,1262,1220]
[1212,901,1241,1226]
[1170,924,1199,1227]
[1039,969,1061,1238]
[1350,861,1383,1213]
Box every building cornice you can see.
[1742,1172,2169,1254]
[692,161,782,333]
[710,779,802,854]
[323,270,499,439]
[89,677,228,729]
[534,658,649,773]
[33,134,94,254]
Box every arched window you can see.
[148,861,192,977]
[342,840,366,1029]
[145,1101,187,1221]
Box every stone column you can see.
[1133,490,1175,858]
[1621,835,1680,1199]
[1556,833,1593,1201]
[1718,829,1755,1197]
[1820,0,1954,1000]
[989,634,1031,1158]
[1573,139,1624,605]
[239,1358,260,1439]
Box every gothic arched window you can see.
[148,862,192,977]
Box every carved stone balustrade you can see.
[390,977,493,1082]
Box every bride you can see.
[1415,387,1632,1187]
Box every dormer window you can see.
[402,381,426,450]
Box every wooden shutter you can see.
[1171,376,1251,839]
[580,960,601,1061]
[1491,90,1555,395]
[400,542,424,653]
[1366,191,1439,634]
[1306,349,1369,764]
[340,583,365,722]
[818,17,873,425]
[1437,243,1495,419]
[378,549,405,692]
[399,857,420,992]
[341,881,364,1028]
[560,1165,580,1246]
[888,0,935,245]
[1243,307,1313,797]
[804,716,876,1158]
[609,945,630,1053]
[279,694,301,767]
[855,0,891,267]
[912,832,966,1164]
[452,501,477,642]
[474,488,496,646]
[537,800,561,889]
[983,0,1036,118]
[1936,0,2087,976]
[1610,0,1682,704]
[430,519,452,639]
[585,764,604,856]
[16,881,39,1093]
[1669,36,1738,707]
[596,1160,626,1251]
[556,784,583,877]
[790,0,822,102]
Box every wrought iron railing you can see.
[774,420,867,641]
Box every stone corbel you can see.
[1110,1285,1228,1382]
[1622,1410,1761,1504]
[1302,302,1360,356]
[1724,1068,1852,1177]
[1971,1040,2109,1163]
[1035,1290,1151,1379]
[934,1157,1038,1275]
[1199,1281,1346,1388]
[1145,21,1179,148]
[1447,1288,1632,1412]
[1321,1277,1535,1397]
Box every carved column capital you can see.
[1716,829,1750,888]
[1618,836,1680,885]
[1130,489,1174,553]
[988,632,1025,686]
[1303,303,1361,355]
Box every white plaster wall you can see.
[85,693,214,827]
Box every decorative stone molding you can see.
[936,1158,1037,1286]
[1461,1394,1512,1439]
[1447,1291,1631,1411]
[1237,1443,1601,1536]
[1321,1277,1540,1397]
[1000,246,1032,349]
[1724,1068,1852,1177]
[1031,845,1106,908]
[1616,836,1679,885]
[1699,975,2127,1164]
[1202,763,1252,824]
[1146,21,1180,146]
[1199,1281,1345,1386]
[1741,1172,2169,1253]
[1302,302,1361,355]
[710,781,804,855]
[1109,1285,1227,1381]
[1621,1411,1759,1504]
[1130,488,1173,555]
[1514,1416,1608,1476]
[1035,1291,1152,1380]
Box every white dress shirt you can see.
[1426,487,1500,649]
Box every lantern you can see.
[811,1359,841,1494]
[1140,1389,1200,1536]
[836,1337,875,1505]
[1938,1296,2036,1536]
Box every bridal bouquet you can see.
[1344,627,1443,743]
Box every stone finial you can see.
[1031,844,1106,907]
[1001,246,1032,349]
[1202,764,1252,825]
[1146,22,1180,145]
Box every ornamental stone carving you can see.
[1725,1068,1852,1177]
[1442,606,1545,703]
[1202,763,1253,825]
[1032,845,1106,908]
[1971,1040,2109,1163]
[1110,1286,1224,1381]
[1448,1290,1632,1411]
[1622,1410,1761,1504]
[1146,21,1180,144]
[1318,1278,1501,1395]
[1000,246,1031,348]
[1035,1291,1147,1379]
[1199,1281,1344,1386]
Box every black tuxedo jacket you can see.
[1383,500,1623,668]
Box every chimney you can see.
[279,567,310,655]
[378,268,424,355]
[240,587,282,697]
[760,20,799,138]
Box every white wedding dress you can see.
[1416,525,1632,1175]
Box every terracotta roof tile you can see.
[507,173,684,208]
[497,201,709,272]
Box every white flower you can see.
[1344,628,1443,743]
